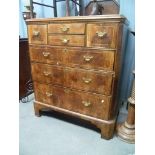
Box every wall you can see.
[120,0,135,31]
[19,0,28,38]
[119,0,135,103]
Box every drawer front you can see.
[30,46,114,71]
[34,82,112,120]
[29,46,64,65]
[48,35,85,47]
[65,67,113,95]
[28,25,47,44]
[48,23,85,34]
[87,23,118,48]
[31,63,113,95]
[66,48,115,71]
[31,63,64,84]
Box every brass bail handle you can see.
[82,77,92,84]
[82,101,91,107]
[45,92,53,97]
[83,55,94,62]
[33,31,40,36]
[61,26,69,32]
[43,71,51,76]
[96,31,107,38]
[42,52,50,57]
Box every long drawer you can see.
[29,46,115,71]
[31,63,114,95]
[34,82,112,120]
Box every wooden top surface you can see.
[26,15,125,23]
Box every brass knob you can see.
[82,77,92,84]
[61,26,69,32]
[83,55,93,62]
[82,101,91,107]
[43,71,51,76]
[42,52,50,57]
[62,38,69,44]
[45,92,53,97]
[33,31,40,36]
[96,31,107,38]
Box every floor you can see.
[19,94,135,155]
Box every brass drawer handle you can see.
[83,55,94,62]
[33,31,40,36]
[42,52,50,57]
[61,26,69,32]
[45,92,53,97]
[82,101,91,107]
[96,31,107,38]
[62,38,69,44]
[82,77,92,84]
[43,71,51,76]
[64,89,70,93]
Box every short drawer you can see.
[34,82,113,120]
[48,23,85,34]
[29,46,64,65]
[28,25,47,44]
[31,63,64,85]
[48,35,85,47]
[87,23,118,48]
[31,63,114,95]
[64,67,113,95]
[66,48,115,71]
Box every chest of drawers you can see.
[26,15,125,139]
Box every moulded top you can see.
[26,14,125,24]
